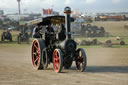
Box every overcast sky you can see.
[0,0,128,14]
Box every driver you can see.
[46,23,54,33]
[32,23,42,38]
[45,23,55,46]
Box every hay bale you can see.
[120,41,125,45]
[87,38,92,41]
[92,39,97,45]
[80,40,87,45]
[97,41,103,45]
[80,40,92,45]
[104,40,112,47]
[80,40,85,45]
[75,39,82,45]
[116,36,120,40]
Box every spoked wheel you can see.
[31,39,45,70]
[75,48,87,72]
[52,49,63,73]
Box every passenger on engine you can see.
[32,24,42,38]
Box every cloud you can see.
[65,0,71,5]
[0,0,127,14]
[85,0,96,4]
[41,0,55,5]
[0,0,17,8]
[112,0,120,4]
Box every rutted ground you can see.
[0,45,128,85]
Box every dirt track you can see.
[0,45,128,85]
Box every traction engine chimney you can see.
[64,7,72,39]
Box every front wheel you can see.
[52,49,63,73]
[75,48,87,72]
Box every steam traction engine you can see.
[31,7,87,73]
[1,30,12,42]
[17,27,29,44]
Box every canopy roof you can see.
[39,15,74,25]
[26,15,74,26]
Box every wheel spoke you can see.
[77,61,80,65]
[54,64,57,70]
[76,56,79,61]
[56,57,59,62]
[33,52,36,55]
[55,52,60,68]
[34,56,39,63]
[76,61,80,69]
[56,63,59,69]
[34,44,38,50]
[56,59,59,65]
[80,56,83,62]
[54,51,57,57]
[37,51,40,56]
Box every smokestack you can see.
[17,0,21,14]
[64,6,71,39]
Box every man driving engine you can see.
[45,23,55,46]
[46,23,54,33]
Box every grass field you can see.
[0,21,128,48]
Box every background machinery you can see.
[1,29,12,42]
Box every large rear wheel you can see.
[75,48,87,72]
[31,39,45,70]
[52,49,63,73]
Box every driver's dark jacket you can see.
[46,27,54,32]
[45,27,54,46]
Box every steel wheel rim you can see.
[53,49,60,72]
[32,40,41,68]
